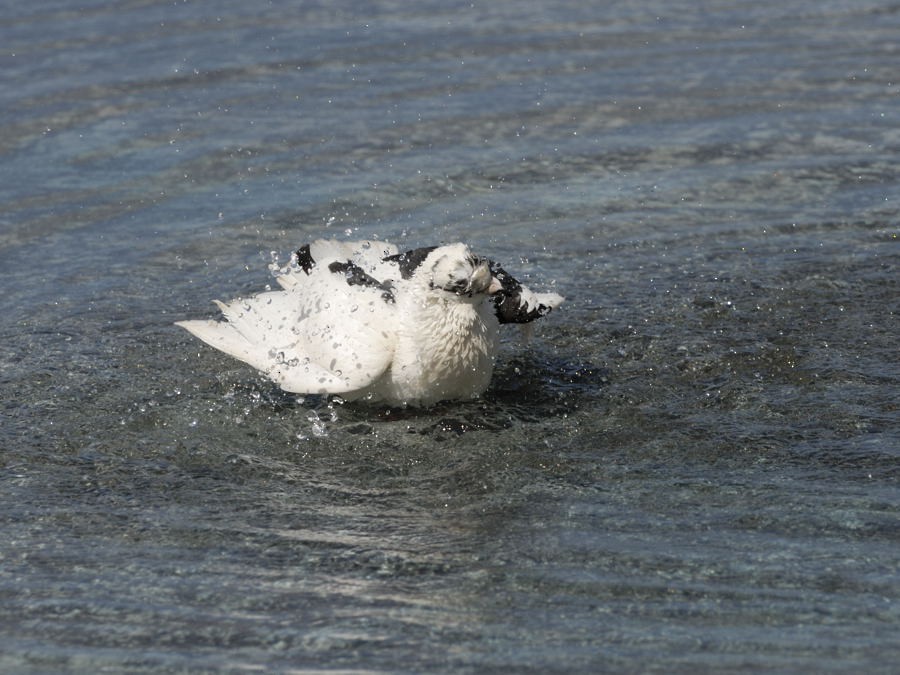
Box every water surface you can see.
[2,1,898,672]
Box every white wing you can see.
[276,239,400,291]
[177,243,399,395]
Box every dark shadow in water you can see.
[316,350,612,440]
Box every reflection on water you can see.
[1,0,898,672]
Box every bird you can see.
[176,239,563,406]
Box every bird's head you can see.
[424,243,503,299]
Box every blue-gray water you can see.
[2,1,898,672]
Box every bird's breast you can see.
[390,299,499,404]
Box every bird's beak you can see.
[487,275,503,295]
[466,262,503,296]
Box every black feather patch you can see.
[296,244,316,275]
[490,261,554,324]
[328,261,395,302]
[382,246,438,280]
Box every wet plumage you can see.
[176,240,563,406]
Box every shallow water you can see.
[2,0,899,672]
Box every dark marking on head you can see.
[382,246,438,280]
[489,261,554,324]
[440,277,470,294]
[296,244,316,275]
[328,261,395,303]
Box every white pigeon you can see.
[176,240,563,406]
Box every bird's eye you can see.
[445,277,469,293]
